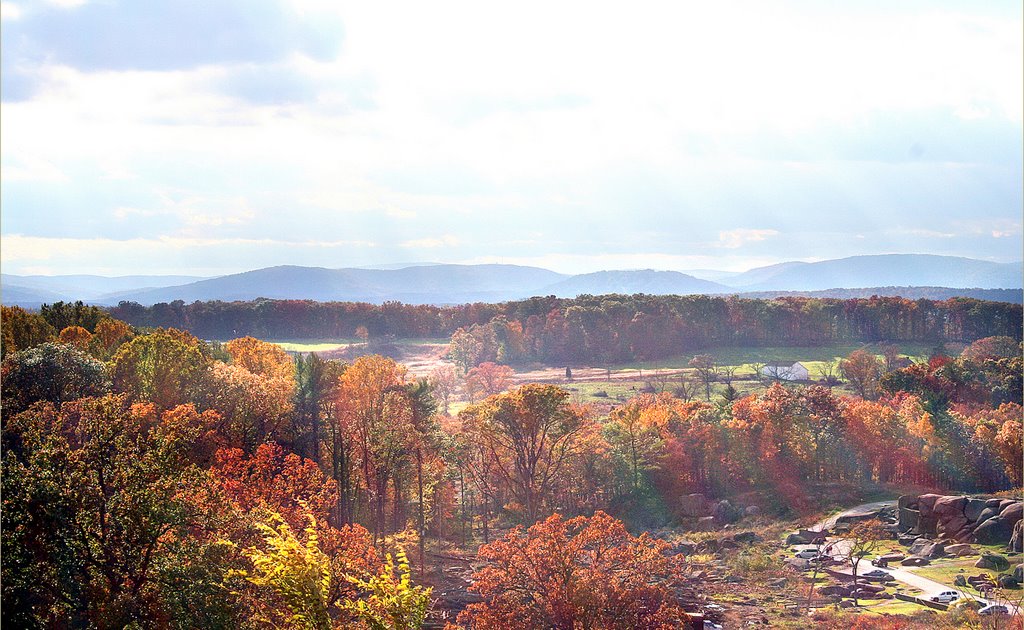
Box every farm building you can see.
[760,361,810,381]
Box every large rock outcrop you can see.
[897,494,1022,548]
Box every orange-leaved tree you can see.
[458,511,690,629]
[465,361,514,401]
[459,384,590,523]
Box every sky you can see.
[1,0,1022,277]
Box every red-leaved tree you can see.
[458,511,691,629]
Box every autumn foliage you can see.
[459,511,690,629]
[2,310,1021,628]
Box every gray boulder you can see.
[945,543,978,557]
[976,506,1001,524]
[818,585,848,597]
[932,496,967,518]
[901,556,930,566]
[1014,563,1023,582]
[964,498,988,522]
[785,533,806,545]
[909,540,946,558]
[998,574,1019,589]
[731,531,761,544]
[680,493,711,517]
[974,515,1017,545]
[975,554,1010,571]
[954,574,967,586]
[713,500,742,524]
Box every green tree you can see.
[109,328,211,410]
[1,342,108,415]
[1,394,225,628]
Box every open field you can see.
[259,338,960,410]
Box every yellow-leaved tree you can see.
[341,549,432,630]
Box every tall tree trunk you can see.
[417,449,425,577]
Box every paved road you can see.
[804,501,1019,612]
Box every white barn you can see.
[761,361,810,381]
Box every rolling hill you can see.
[728,255,1020,291]
[1,255,1020,307]
[539,270,730,297]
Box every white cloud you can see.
[1,1,22,20]
[1,2,1020,275]
[0,235,378,275]
[400,234,460,249]
[716,229,779,249]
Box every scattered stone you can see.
[680,493,711,517]
[785,533,806,545]
[818,585,848,597]
[731,531,762,544]
[713,500,742,525]
[880,552,906,562]
[975,554,1010,571]
[945,543,978,556]
[901,556,930,566]
[953,575,966,586]
[897,533,920,546]
[744,505,761,517]
[694,516,717,531]
[767,577,787,588]
[1013,519,1024,553]
[673,541,697,555]
[785,558,810,570]
[968,574,996,587]
[799,529,828,544]
[1015,563,1023,583]
[910,540,946,559]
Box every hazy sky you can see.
[2,0,1021,276]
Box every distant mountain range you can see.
[2,254,1021,307]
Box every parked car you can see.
[794,550,819,559]
[930,590,960,603]
[978,604,1008,616]
[862,569,890,579]
[870,558,888,567]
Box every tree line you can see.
[99,295,1022,362]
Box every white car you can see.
[930,590,960,604]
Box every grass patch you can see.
[272,340,354,352]
[859,598,933,615]
[608,342,939,373]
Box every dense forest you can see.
[106,295,1022,364]
[2,300,1021,627]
